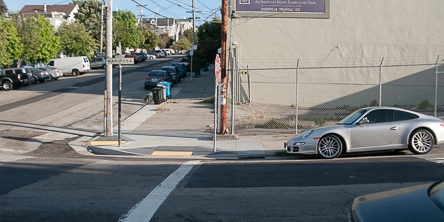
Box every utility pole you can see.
[137,4,146,25]
[99,2,104,56]
[220,0,228,134]
[104,0,113,137]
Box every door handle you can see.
[390,126,398,130]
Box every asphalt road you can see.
[1,56,444,221]
[1,155,443,221]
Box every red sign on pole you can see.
[215,54,221,81]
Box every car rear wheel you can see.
[317,134,342,159]
[2,81,12,91]
[72,69,80,76]
[409,129,434,154]
[49,75,54,81]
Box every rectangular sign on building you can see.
[231,0,330,19]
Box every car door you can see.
[349,109,399,149]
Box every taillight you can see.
[440,123,444,127]
[18,75,21,81]
[145,77,150,81]
[160,77,165,81]
[41,72,44,76]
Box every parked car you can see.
[163,49,171,55]
[350,180,444,221]
[151,50,166,58]
[161,49,168,57]
[170,62,187,78]
[47,56,90,76]
[90,57,106,69]
[284,106,444,159]
[146,54,156,60]
[144,70,174,90]
[30,68,50,83]
[1,68,31,90]
[161,65,181,84]
[37,67,61,81]
[148,51,161,58]
[125,54,141,64]
[135,53,147,62]
[181,57,190,71]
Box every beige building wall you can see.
[230,0,444,108]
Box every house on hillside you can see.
[19,4,78,30]
[140,17,193,41]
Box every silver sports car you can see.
[284,106,444,159]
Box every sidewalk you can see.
[68,66,286,160]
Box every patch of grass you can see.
[418,99,434,111]
[255,118,292,129]
[200,96,214,103]
[156,106,168,112]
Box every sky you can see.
[4,0,222,24]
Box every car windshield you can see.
[337,109,368,125]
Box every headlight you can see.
[301,130,314,139]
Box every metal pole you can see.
[99,2,104,56]
[231,56,235,135]
[103,89,107,134]
[379,57,384,107]
[247,65,251,105]
[118,63,122,146]
[105,0,113,136]
[213,77,218,152]
[435,55,439,117]
[296,59,299,135]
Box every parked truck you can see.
[47,56,91,76]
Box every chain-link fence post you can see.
[379,57,384,106]
[295,59,300,134]
[435,55,440,117]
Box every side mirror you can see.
[359,118,370,125]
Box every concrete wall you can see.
[230,0,444,107]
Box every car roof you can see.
[162,66,175,69]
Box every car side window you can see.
[5,70,13,75]
[394,110,419,121]
[48,61,54,66]
[364,109,394,123]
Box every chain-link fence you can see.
[228,57,444,135]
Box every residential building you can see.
[19,4,78,30]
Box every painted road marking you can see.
[89,141,127,146]
[119,160,201,222]
[151,151,193,156]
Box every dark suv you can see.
[1,68,32,90]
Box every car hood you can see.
[351,183,444,222]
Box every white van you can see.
[47,56,91,76]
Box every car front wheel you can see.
[409,129,434,154]
[317,134,342,159]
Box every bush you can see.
[418,99,434,111]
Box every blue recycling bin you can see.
[159,81,172,98]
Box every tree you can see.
[10,14,41,66]
[158,33,173,49]
[73,0,102,45]
[173,38,192,52]
[2,19,23,66]
[0,0,7,16]
[181,29,194,44]
[191,18,221,72]
[57,21,97,58]
[31,14,61,63]
[137,25,157,50]
[113,10,138,49]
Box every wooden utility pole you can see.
[220,0,228,134]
